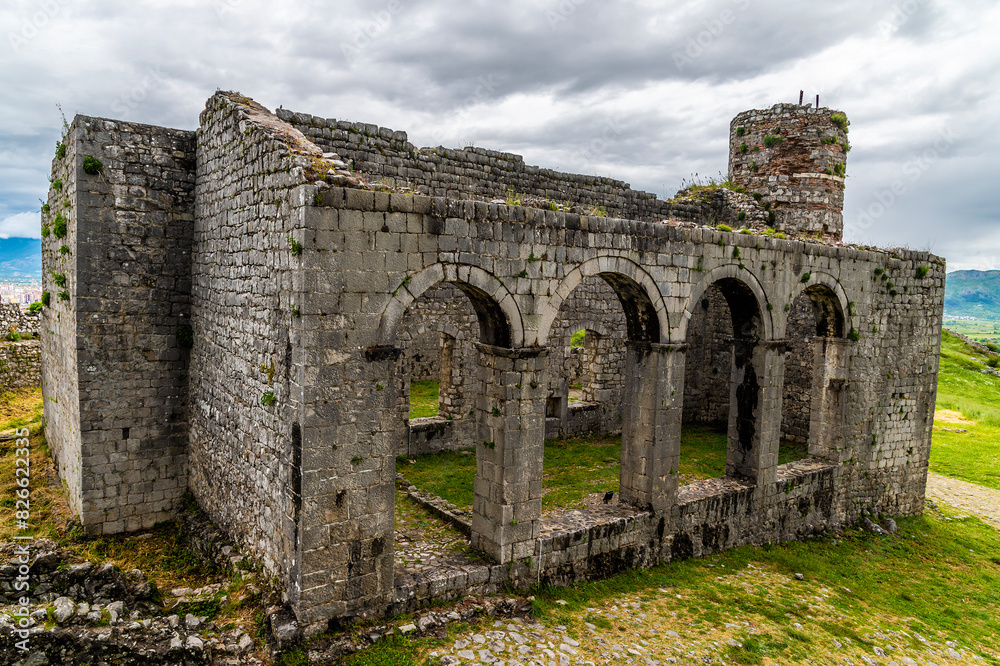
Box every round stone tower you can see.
[728,103,849,241]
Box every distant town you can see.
[0,278,42,308]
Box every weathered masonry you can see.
[41,92,945,627]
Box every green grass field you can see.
[409,379,440,419]
[943,318,1000,345]
[930,330,1000,490]
[397,426,809,512]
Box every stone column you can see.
[619,342,686,514]
[727,339,785,487]
[470,343,548,563]
[808,337,851,461]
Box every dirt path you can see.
[925,471,1000,528]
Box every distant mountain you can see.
[945,270,1000,319]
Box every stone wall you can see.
[41,116,195,532]
[682,285,733,425]
[782,293,819,442]
[0,340,41,392]
[0,303,40,337]
[729,104,849,240]
[186,93,316,590]
[41,93,944,629]
[298,172,943,623]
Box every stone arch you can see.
[537,256,668,345]
[679,265,773,341]
[781,273,852,339]
[398,319,469,345]
[377,263,524,348]
[568,320,613,339]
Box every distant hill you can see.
[945,270,1000,319]
[0,238,41,279]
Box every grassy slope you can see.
[931,331,1000,490]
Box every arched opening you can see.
[389,278,514,571]
[782,284,848,460]
[681,277,768,484]
[541,275,628,511]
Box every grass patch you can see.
[398,426,812,510]
[931,330,1000,490]
[409,379,439,419]
[525,505,1000,664]
[0,387,44,433]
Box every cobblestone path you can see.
[925,472,1000,528]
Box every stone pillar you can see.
[619,342,686,513]
[727,339,785,487]
[470,343,548,563]
[808,337,851,461]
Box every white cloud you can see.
[0,212,40,239]
[0,0,997,263]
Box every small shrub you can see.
[732,247,741,259]
[739,228,751,235]
[41,292,51,307]
[763,134,782,148]
[750,161,758,172]
[52,214,67,238]
[737,211,746,221]
[834,162,846,177]
[505,190,522,206]
[739,143,748,154]
[82,156,104,175]
[767,211,776,224]
[916,265,930,279]
[830,112,850,132]
[840,140,851,152]
[50,272,67,288]
[41,203,50,215]
[41,225,50,238]
[286,236,303,255]
[6,328,22,342]
[735,126,746,137]
[27,301,43,313]
[986,357,1000,369]
[59,245,70,255]
[291,305,300,318]
[801,272,811,283]
[57,289,70,302]
[260,391,276,407]
[52,178,63,192]
[847,328,860,342]
[55,142,66,159]
[716,224,733,232]
[177,324,194,349]
[774,231,786,239]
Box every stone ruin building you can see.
[40,91,945,629]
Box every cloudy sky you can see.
[1,0,998,270]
